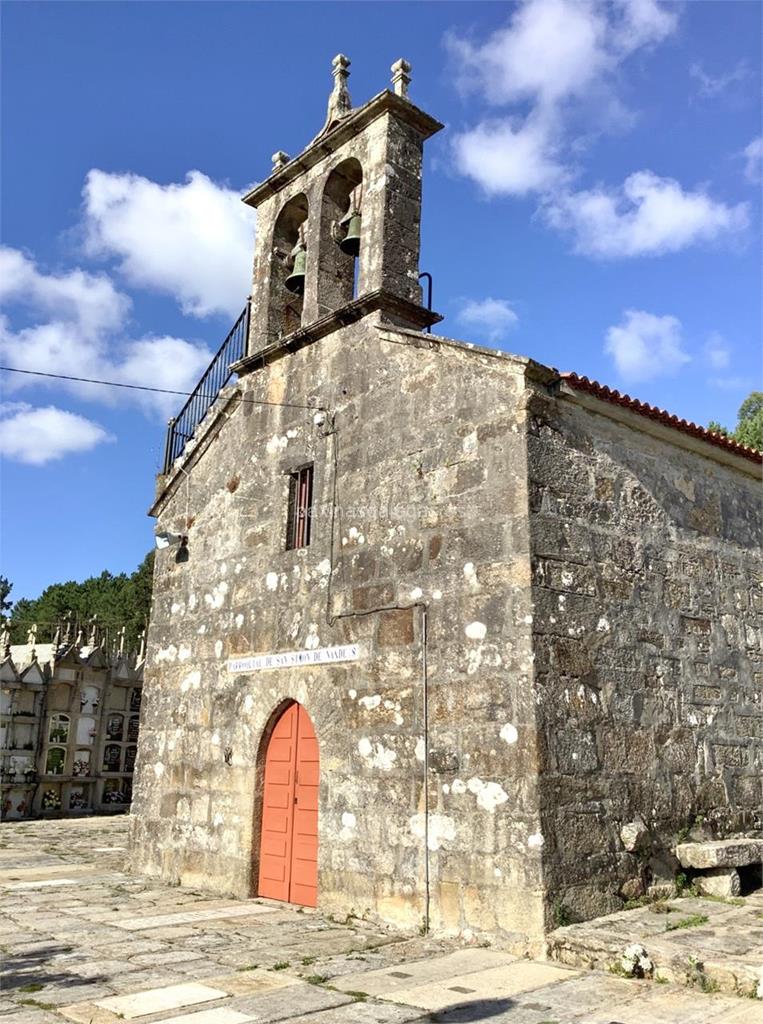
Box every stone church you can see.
[130,57,762,953]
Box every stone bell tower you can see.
[238,55,443,362]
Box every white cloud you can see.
[690,61,750,99]
[544,171,749,258]
[456,298,519,342]
[0,247,128,335]
[447,0,610,108]
[448,0,678,195]
[743,137,763,184]
[444,2,748,263]
[703,332,731,370]
[83,169,255,319]
[612,0,677,52]
[0,246,212,418]
[452,112,567,196]
[605,309,690,381]
[0,403,114,465]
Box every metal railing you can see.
[162,302,250,473]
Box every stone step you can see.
[546,899,762,1000]
[676,838,763,869]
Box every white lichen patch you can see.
[265,572,279,592]
[409,812,455,851]
[500,723,518,745]
[155,645,178,664]
[596,617,611,633]
[451,779,467,795]
[178,645,192,662]
[211,733,221,746]
[462,429,478,454]
[359,694,382,710]
[197,624,207,635]
[214,640,223,658]
[467,777,509,812]
[357,738,397,771]
[465,621,487,641]
[432,589,442,600]
[409,587,423,600]
[338,811,357,841]
[188,593,197,611]
[463,562,479,592]
[235,613,244,629]
[348,689,357,699]
[304,624,320,650]
[170,601,184,616]
[266,434,289,454]
[180,670,201,693]
[204,581,229,610]
[153,763,164,778]
[528,831,545,849]
[415,737,426,762]
[243,694,254,713]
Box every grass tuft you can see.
[666,913,709,932]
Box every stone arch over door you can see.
[255,701,319,907]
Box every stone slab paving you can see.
[548,891,763,999]
[0,817,759,1023]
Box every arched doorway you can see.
[257,702,319,907]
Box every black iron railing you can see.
[162,302,250,473]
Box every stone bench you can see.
[675,838,763,898]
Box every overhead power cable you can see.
[0,365,326,413]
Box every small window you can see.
[286,464,313,550]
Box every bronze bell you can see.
[339,212,362,257]
[284,242,306,295]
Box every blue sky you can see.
[1,0,761,602]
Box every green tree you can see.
[8,553,154,650]
[734,392,763,450]
[0,576,12,612]
[708,391,763,452]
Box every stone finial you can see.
[391,58,411,98]
[137,627,146,661]
[271,151,290,173]
[0,618,10,659]
[118,625,126,657]
[318,53,352,137]
[87,615,99,648]
[27,623,37,649]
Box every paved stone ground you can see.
[0,819,760,1024]
[549,887,763,999]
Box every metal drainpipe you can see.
[421,603,430,933]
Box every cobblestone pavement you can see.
[0,818,759,1023]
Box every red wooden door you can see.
[257,703,319,907]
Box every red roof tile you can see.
[562,373,762,466]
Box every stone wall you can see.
[131,322,550,952]
[527,384,763,924]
